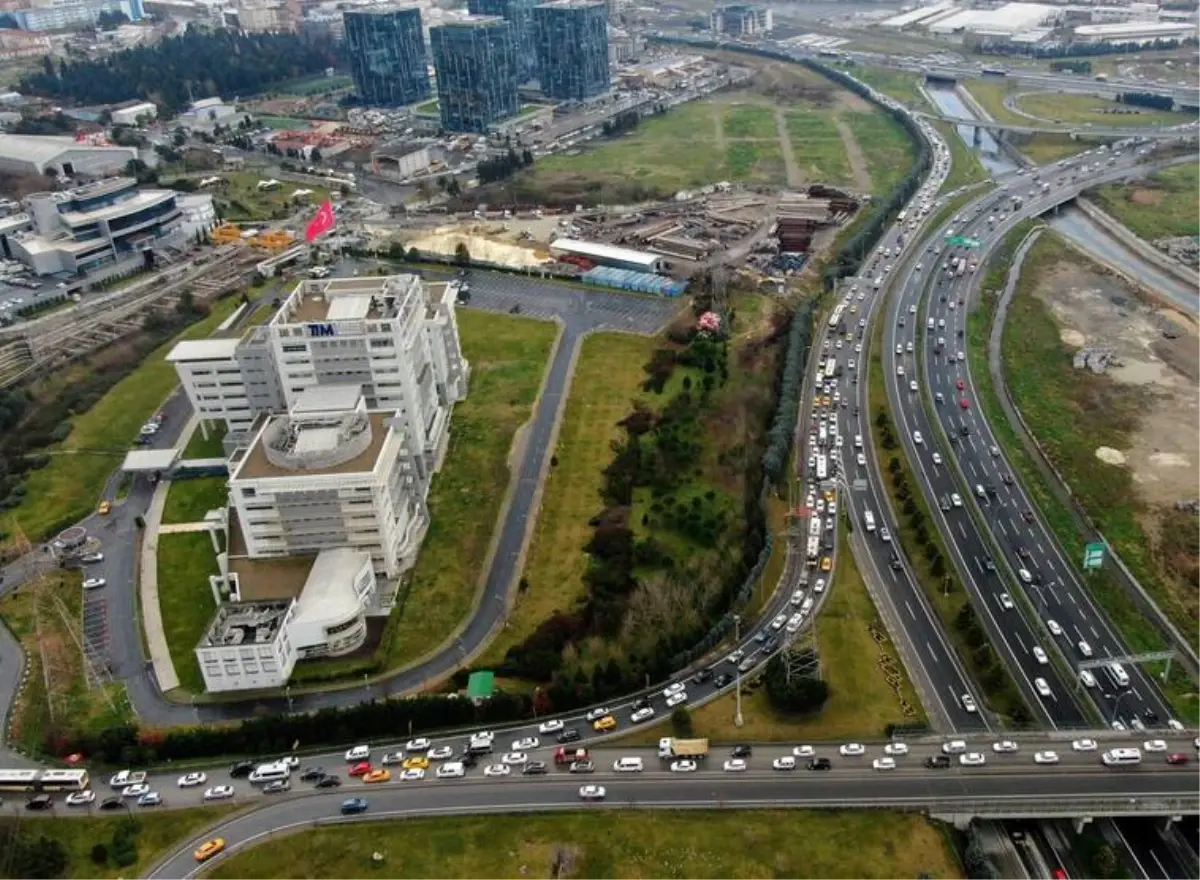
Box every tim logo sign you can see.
[307,323,336,338]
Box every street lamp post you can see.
[733,614,744,729]
[1107,688,1134,727]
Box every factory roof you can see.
[929,2,1056,33]
[0,134,131,165]
[550,237,663,269]
[880,2,955,28]
[1075,21,1195,36]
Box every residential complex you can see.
[430,17,520,132]
[709,3,773,37]
[11,0,144,31]
[533,0,609,101]
[343,5,431,107]
[467,0,537,83]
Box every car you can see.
[690,668,714,685]
[723,759,748,773]
[362,769,391,784]
[730,744,752,758]
[137,791,163,807]
[262,779,291,794]
[204,785,235,800]
[773,756,797,771]
[122,783,149,798]
[998,593,1014,610]
[82,577,106,590]
[662,682,687,698]
[909,380,918,393]
[959,753,986,767]
[503,752,529,767]
[436,763,465,779]
[229,761,255,779]
[300,767,326,781]
[1034,751,1059,765]
[992,740,1019,754]
[193,839,226,863]
[428,746,454,760]
[1165,753,1190,766]
[1079,670,1097,689]
[808,758,832,771]
[1077,640,1093,658]
[1167,719,1185,732]
[872,757,896,771]
[879,527,891,542]
[97,500,111,515]
[277,756,300,769]
[955,379,964,391]
[344,745,370,762]
[1034,678,1052,698]
[1143,740,1168,753]
[714,673,732,687]
[380,751,406,766]
[511,737,539,751]
[405,738,432,752]
[1072,739,1098,752]
[569,760,594,774]
[671,759,698,773]
[402,757,429,771]
[792,745,815,758]
[931,452,943,466]
[348,762,372,777]
[537,719,564,735]
[1131,717,1146,731]
[1032,646,1048,665]
[523,761,548,776]
[80,552,104,564]
[1112,720,1127,732]
[178,772,207,787]
[961,694,978,713]
[959,398,970,409]
[925,755,952,769]
[483,762,511,778]
[1046,619,1064,637]
[593,714,617,731]
[631,707,655,724]
[579,785,606,800]
[897,365,905,377]
[556,729,582,745]
[839,743,866,757]
[340,797,369,815]
[950,493,962,507]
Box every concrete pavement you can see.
[141,478,181,693]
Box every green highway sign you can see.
[945,235,982,248]
[1083,542,1105,570]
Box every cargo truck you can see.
[555,747,588,765]
[658,737,710,759]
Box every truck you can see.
[109,770,147,788]
[658,737,710,759]
[554,747,588,766]
[955,260,966,278]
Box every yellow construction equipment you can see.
[247,229,296,252]
[211,223,243,245]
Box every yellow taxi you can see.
[193,839,226,862]
[97,500,111,515]
[402,756,429,771]
[592,715,617,732]
[820,556,832,572]
[363,768,391,784]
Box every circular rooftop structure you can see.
[56,525,88,549]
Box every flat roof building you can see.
[532,1,610,101]
[550,237,665,273]
[344,5,432,107]
[430,17,520,133]
[710,4,773,36]
[0,134,136,178]
[468,0,538,83]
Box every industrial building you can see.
[1074,20,1197,42]
[0,134,136,177]
[550,237,665,273]
[709,4,773,36]
[110,102,157,126]
[532,1,610,101]
[430,17,520,133]
[344,6,431,107]
[467,0,538,83]
[926,3,1058,36]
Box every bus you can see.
[863,510,876,532]
[897,210,907,223]
[827,305,846,330]
[806,533,821,563]
[809,516,822,539]
[38,769,90,792]
[824,358,837,379]
[0,770,40,792]
[816,454,828,481]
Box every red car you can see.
[955,379,965,390]
[959,398,970,409]
[1051,870,1068,880]
[348,762,372,777]
[1166,753,1190,766]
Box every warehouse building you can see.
[1073,21,1197,42]
[430,17,520,132]
[344,5,431,107]
[550,237,665,273]
[467,0,538,83]
[532,0,610,101]
[0,134,135,177]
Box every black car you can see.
[889,554,902,571]
[982,557,996,572]
[925,755,951,769]
[25,795,52,811]
[690,668,713,686]
[632,697,651,712]
[315,775,342,789]
[230,761,256,779]
[1001,473,1014,486]
[730,744,752,758]
[761,637,780,655]
[713,673,732,687]
[556,728,582,744]
[299,766,325,782]
[522,761,548,776]
[807,758,832,771]
[753,630,770,644]
[99,797,123,811]
[460,752,478,768]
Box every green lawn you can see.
[849,65,927,106]
[158,532,222,694]
[933,120,990,194]
[723,102,779,139]
[213,172,331,223]
[277,74,353,95]
[208,810,962,879]
[183,423,228,459]
[1091,162,1200,241]
[477,332,657,668]
[785,109,855,186]
[161,477,228,525]
[843,109,917,195]
[12,298,242,541]
[4,807,240,879]
[381,310,557,673]
[1014,90,1188,127]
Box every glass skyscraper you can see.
[430,18,520,133]
[532,1,609,101]
[344,6,431,107]
[466,0,538,83]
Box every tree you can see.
[7,835,69,879]
[763,654,829,714]
[670,706,693,737]
[454,242,470,266]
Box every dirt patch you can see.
[1129,188,1163,206]
[1032,262,1199,509]
[710,102,727,154]
[833,115,872,193]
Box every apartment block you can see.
[532,1,609,101]
[466,0,537,83]
[430,17,519,133]
[344,5,431,107]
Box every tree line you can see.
[977,35,1195,59]
[18,27,340,113]
[1118,91,1176,112]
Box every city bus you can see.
[823,358,837,379]
[0,768,90,792]
[816,454,828,481]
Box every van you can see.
[1107,662,1130,688]
[249,762,292,784]
[941,740,967,755]
[436,762,465,779]
[1101,748,1142,767]
[854,434,863,450]
[974,484,986,498]
[926,318,935,331]
[613,757,644,773]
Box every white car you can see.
[177,772,207,787]
[1034,751,1059,765]
[428,746,454,760]
[630,707,655,724]
[1131,718,1146,731]
[1080,670,1097,689]
[585,708,610,723]
[399,768,425,782]
[771,613,788,631]
[872,757,896,771]
[406,738,432,751]
[435,763,465,779]
[502,752,528,766]
[1046,619,1063,637]
[839,743,866,757]
[789,591,805,607]
[959,753,986,767]
[961,694,978,713]
[662,682,686,698]
[912,431,922,445]
[122,783,149,798]
[381,751,406,765]
[792,745,815,758]
[884,742,908,756]
[1077,640,1093,658]
[83,577,107,590]
[665,691,688,708]
[1018,568,1033,584]
[1032,646,1048,665]
[950,493,962,507]
[511,737,539,752]
[879,527,891,542]
[772,757,796,771]
[1143,739,1168,752]
[998,593,1014,610]
[1034,678,1052,698]
[1112,720,1128,731]
[671,760,698,773]
[484,764,511,777]
[856,452,867,467]
[538,719,564,735]
[579,785,606,800]
[897,365,905,377]
[992,740,1019,754]
[932,452,942,466]
[345,745,370,762]
[908,380,918,393]
[1167,719,1185,731]
[723,759,748,773]
[204,786,235,801]
[65,790,95,806]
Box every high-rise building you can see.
[532,0,609,101]
[466,0,537,83]
[430,18,519,133]
[709,4,773,37]
[343,5,430,107]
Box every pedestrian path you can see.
[139,481,180,692]
[157,521,212,534]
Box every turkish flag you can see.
[305,200,336,243]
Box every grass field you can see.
[0,570,132,752]
[12,297,243,541]
[382,310,557,673]
[158,532,222,694]
[849,65,926,106]
[1014,90,1188,127]
[1091,162,1200,241]
[785,108,855,186]
[962,80,1111,163]
[277,74,353,96]
[933,120,990,194]
[2,807,240,879]
[253,116,314,130]
[212,172,331,223]
[183,423,227,459]
[161,477,228,525]
[843,110,917,195]
[476,332,657,668]
[208,810,962,879]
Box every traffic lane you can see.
[151,768,1200,879]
